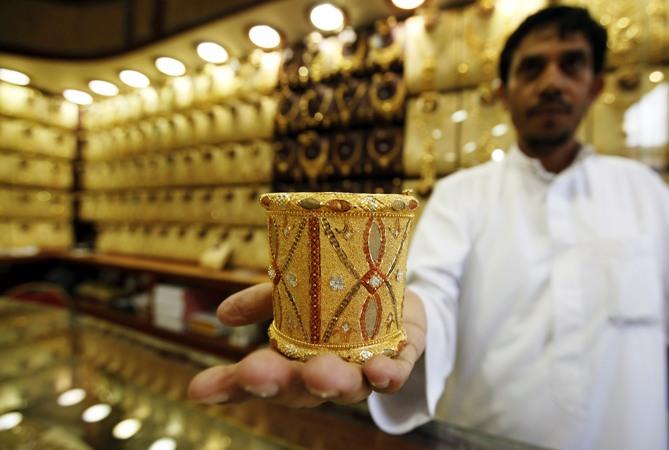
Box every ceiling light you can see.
[112,418,142,440]
[248,25,281,50]
[149,437,177,450]
[310,3,346,32]
[155,57,186,76]
[649,71,665,83]
[63,89,93,105]
[391,0,426,10]
[0,68,30,86]
[82,403,112,423]
[0,412,22,431]
[58,388,86,406]
[119,69,150,88]
[491,148,506,162]
[196,42,229,64]
[88,80,119,96]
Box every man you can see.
[188,6,669,449]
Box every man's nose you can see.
[537,62,567,95]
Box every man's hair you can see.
[498,6,608,85]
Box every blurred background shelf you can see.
[0,250,268,288]
[74,299,257,360]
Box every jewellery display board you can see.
[0,82,76,251]
[590,66,669,170]
[273,17,406,195]
[76,52,281,271]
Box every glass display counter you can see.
[0,298,550,450]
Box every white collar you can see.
[506,143,594,183]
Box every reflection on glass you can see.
[82,403,112,423]
[0,411,22,430]
[112,418,142,439]
[149,437,177,450]
[57,388,86,407]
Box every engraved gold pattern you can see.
[263,192,416,364]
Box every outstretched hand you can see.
[188,282,426,407]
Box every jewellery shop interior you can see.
[0,0,667,448]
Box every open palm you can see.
[188,282,426,407]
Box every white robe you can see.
[368,146,669,450]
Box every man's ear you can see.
[497,82,509,111]
[589,74,604,102]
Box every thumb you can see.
[218,282,274,326]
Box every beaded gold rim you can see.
[269,322,407,364]
[260,191,419,214]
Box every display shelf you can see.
[0,112,77,132]
[0,250,268,288]
[0,146,76,161]
[61,251,268,287]
[75,300,256,360]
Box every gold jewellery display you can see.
[460,83,513,168]
[403,91,459,189]
[260,191,419,363]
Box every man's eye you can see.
[518,63,542,79]
[561,55,586,74]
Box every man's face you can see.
[500,26,603,153]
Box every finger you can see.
[235,349,324,408]
[217,282,273,326]
[302,353,371,404]
[363,289,426,394]
[187,364,247,404]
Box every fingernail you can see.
[242,383,278,398]
[370,379,389,390]
[199,392,230,405]
[307,388,339,399]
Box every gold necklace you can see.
[340,30,368,76]
[275,87,301,135]
[369,72,406,122]
[300,85,335,129]
[366,128,402,173]
[368,17,402,71]
[332,131,364,177]
[297,131,329,183]
[334,77,370,126]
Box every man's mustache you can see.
[526,100,572,117]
